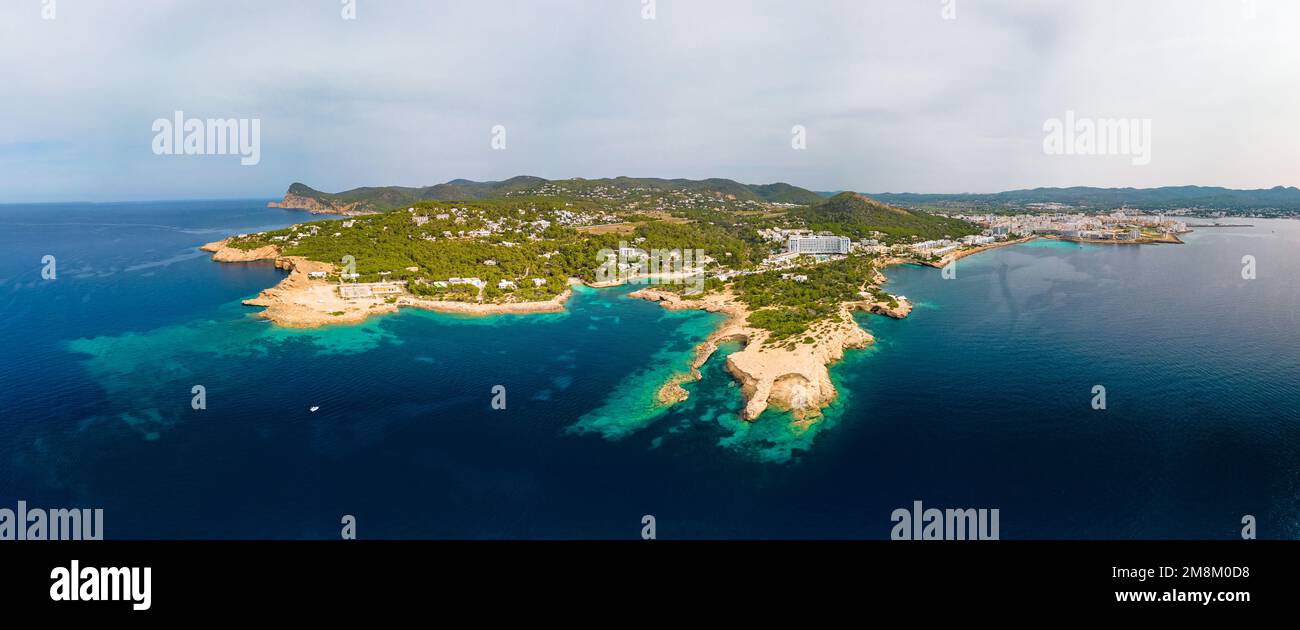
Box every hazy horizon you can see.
[4,0,1299,202]
[9,176,1300,206]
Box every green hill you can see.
[793,192,979,241]
[749,182,826,205]
[281,177,549,212]
[273,177,823,213]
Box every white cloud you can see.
[1,0,1297,201]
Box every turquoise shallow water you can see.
[2,201,1298,538]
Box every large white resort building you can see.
[787,234,851,255]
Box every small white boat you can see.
[309,406,320,412]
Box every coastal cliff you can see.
[200,239,279,262]
[267,193,372,216]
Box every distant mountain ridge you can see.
[269,176,825,214]
[269,179,1300,216]
[864,185,1300,211]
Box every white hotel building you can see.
[787,234,851,255]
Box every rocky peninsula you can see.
[627,256,914,424]
[201,239,571,327]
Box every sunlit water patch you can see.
[567,306,724,440]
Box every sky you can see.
[2,0,1298,202]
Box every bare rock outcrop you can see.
[268,193,372,216]
[631,287,874,422]
[200,239,279,263]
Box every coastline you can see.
[935,235,1041,265]
[1047,233,1185,245]
[882,235,1040,270]
[267,193,377,216]
[201,234,1018,424]
[628,255,917,424]
[204,231,1176,426]
[888,232,1184,272]
[201,239,572,327]
[626,235,1111,424]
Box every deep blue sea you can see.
[2,201,1298,539]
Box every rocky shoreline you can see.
[639,232,1178,423]
[628,254,916,425]
[202,233,1106,425]
[201,239,571,327]
[203,233,923,423]
[267,193,376,216]
[633,287,873,423]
